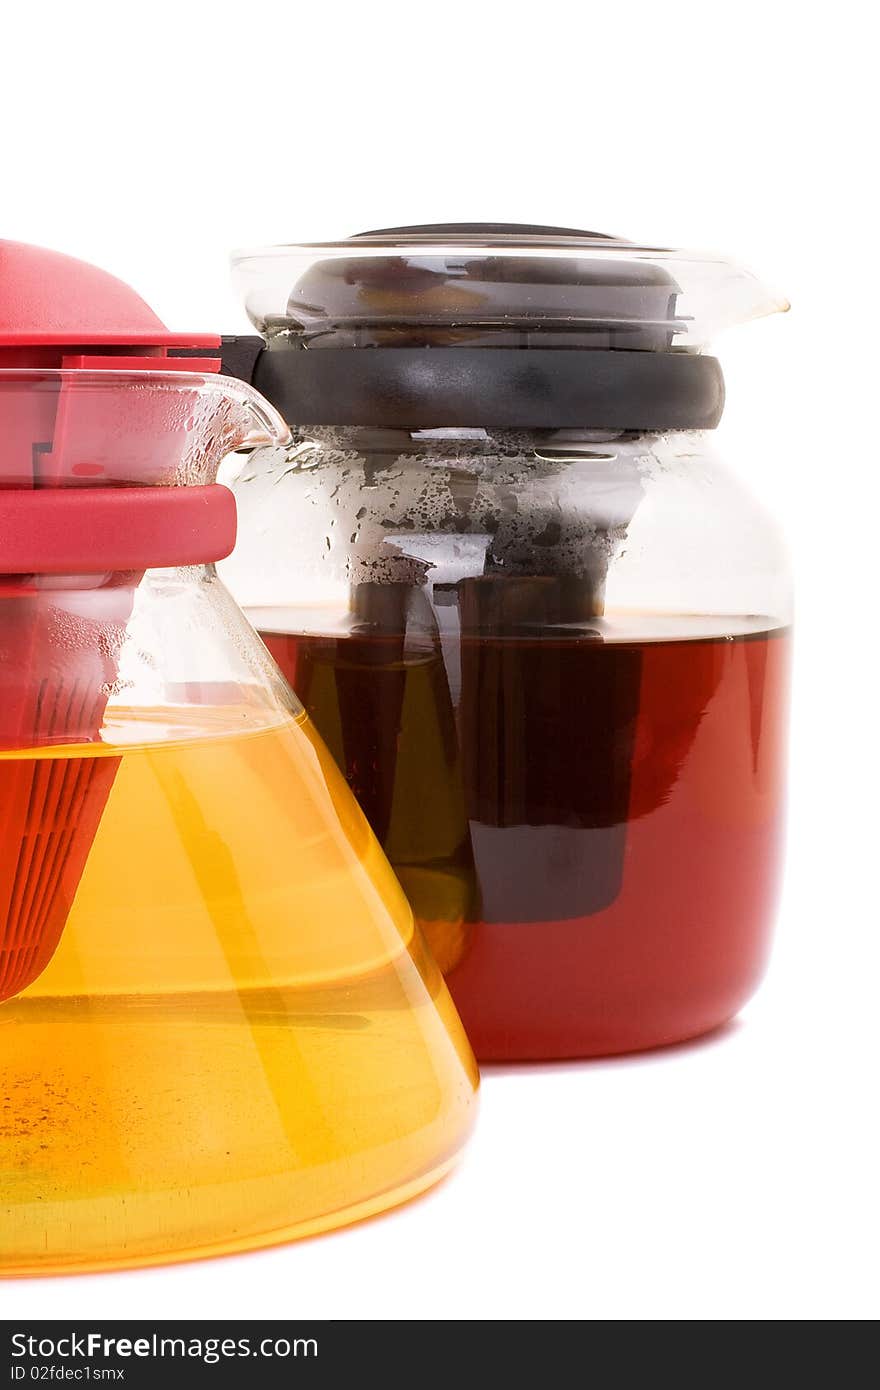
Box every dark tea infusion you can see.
[260,610,790,1058]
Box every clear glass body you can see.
[222,425,792,1059]
[0,374,477,1275]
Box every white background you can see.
[2,0,877,1321]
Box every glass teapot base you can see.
[3,1156,462,1278]
[1,976,475,1277]
[453,963,763,1063]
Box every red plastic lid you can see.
[0,239,219,356]
[0,240,235,572]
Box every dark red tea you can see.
[261,615,790,1058]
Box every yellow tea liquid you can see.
[0,710,478,1274]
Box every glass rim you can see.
[0,366,241,385]
[232,238,742,266]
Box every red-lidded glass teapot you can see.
[0,240,477,1275]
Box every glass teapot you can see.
[220,223,793,1061]
[0,240,477,1275]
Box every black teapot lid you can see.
[224,224,785,430]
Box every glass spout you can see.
[0,367,290,490]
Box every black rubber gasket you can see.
[242,346,724,430]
